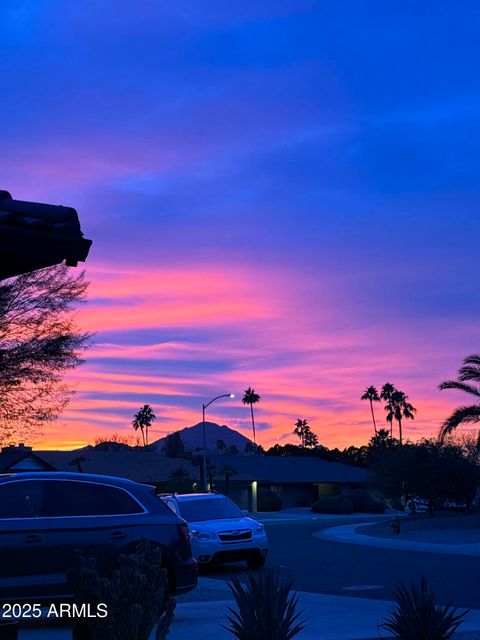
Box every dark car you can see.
[0,472,198,601]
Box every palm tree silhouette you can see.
[380,383,396,435]
[242,387,261,444]
[361,386,380,434]
[384,390,416,444]
[132,404,156,446]
[439,354,480,440]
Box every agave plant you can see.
[223,569,306,640]
[383,577,468,639]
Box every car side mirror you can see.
[241,509,249,516]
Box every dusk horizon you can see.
[1,2,479,451]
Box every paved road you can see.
[202,516,480,609]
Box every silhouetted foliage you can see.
[132,404,156,447]
[162,432,186,458]
[372,440,480,512]
[0,264,90,443]
[167,467,194,493]
[244,441,265,455]
[67,540,175,640]
[311,496,354,514]
[213,464,238,496]
[242,387,261,444]
[361,385,380,434]
[383,577,468,639]
[293,418,318,448]
[223,569,305,640]
[439,354,480,440]
[257,487,283,512]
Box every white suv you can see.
[160,493,268,570]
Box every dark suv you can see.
[0,472,198,601]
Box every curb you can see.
[315,522,480,556]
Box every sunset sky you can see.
[1,2,479,450]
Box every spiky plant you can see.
[223,569,306,640]
[382,577,468,640]
[439,354,480,440]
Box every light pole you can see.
[202,393,235,490]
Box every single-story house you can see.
[0,445,369,510]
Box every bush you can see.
[383,577,468,639]
[311,496,354,514]
[257,487,283,512]
[223,569,306,640]
[67,540,175,640]
[346,489,387,514]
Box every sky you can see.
[1,1,479,450]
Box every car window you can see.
[0,480,44,519]
[178,497,242,522]
[161,498,179,515]
[44,480,145,517]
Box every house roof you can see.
[0,190,92,279]
[208,455,369,484]
[36,450,200,484]
[0,448,368,485]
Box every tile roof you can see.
[0,190,92,279]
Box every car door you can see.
[0,478,48,600]
[43,479,145,596]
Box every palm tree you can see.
[380,382,396,435]
[293,418,308,447]
[385,390,416,444]
[242,387,261,444]
[132,404,156,446]
[361,385,380,434]
[439,354,480,441]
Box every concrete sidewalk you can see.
[317,522,480,556]
[169,590,480,640]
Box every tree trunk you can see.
[370,400,377,434]
[250,405,256,444]
[398,418,403,445]
[225,474,230,496]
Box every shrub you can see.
[346,489,387,514]
[382,577,468,639]
[223,569,306,640]
[311,496,354,514]
[257,487,283,512]
[68,540,175,640]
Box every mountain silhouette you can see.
[150,422,252,454]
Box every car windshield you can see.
[178,497,243,522]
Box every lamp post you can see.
[202,393,235,490]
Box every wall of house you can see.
[270,483,319,508]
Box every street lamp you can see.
[202,393,235,490]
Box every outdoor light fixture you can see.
[202,393,235,490]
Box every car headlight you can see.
[191,529,216,540]
[253,525,265,535]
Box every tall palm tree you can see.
[439,354,480,441]
[380,382,396,435]
[385,390,416,444]
[242,387,261,444]
[361,385,380,434]
[293,418,309,447]
[132,404,156,446]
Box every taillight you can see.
[178,523,190,543]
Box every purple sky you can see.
[1,1,479,449]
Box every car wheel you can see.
[247,555,266,570]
